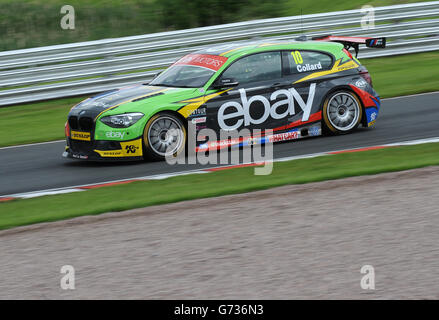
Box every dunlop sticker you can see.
[71,131,91,141]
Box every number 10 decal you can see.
[292,51,303,64]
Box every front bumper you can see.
[63,137,144,161]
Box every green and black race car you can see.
[63,35,385,161]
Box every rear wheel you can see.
[143,112,186,161]
[322,91,363,134]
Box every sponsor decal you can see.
[367,38,385,47]
[191,117,207,124]
[95,150,124,157]
[125,144,138,154]
[72,154,89,159]
[105,131,125,139]
[355,79,368,88]
[190,107,206,117]
[71,131,91,141]
[363,105,379,127]
[297,62,322,73]
[217,84,316,130]
[268,131,299,143]
[94,138,142,157]
[196,129,302,151]
[210,138,240,149]
[368,111,377,126]
[120,140,142,156]
[309,126,321,137]
[198,138,240,151]
[173,54,228,71]
[336,60,359,72]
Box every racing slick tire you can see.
[322,90,363,134]
[143,112,187,161]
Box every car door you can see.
[280,50,334,125]
[204,51,288,136]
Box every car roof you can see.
[194,39,344,59]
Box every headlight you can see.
[100,112,144,128]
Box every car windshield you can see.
[149,53,228,88]
[149,65,215,88]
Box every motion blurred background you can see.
[0,0,423,51]
[1,0,439,300]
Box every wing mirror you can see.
[213,77,239,89]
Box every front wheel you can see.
[143,112,187,161]
[322,91,363,134]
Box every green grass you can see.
[1,142,439,230]
[0,96,85,147]
[1,51,438,148]
[362,51,439,97]
[0,0,428,51]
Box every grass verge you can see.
[0,96,85,147]
[1,142,439,230]
[1,51,439,148]
[363,51,439,98]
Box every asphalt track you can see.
[1,92,439,196]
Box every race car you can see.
[63,35,385,161]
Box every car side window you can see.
[221,51,282,85]
[283,50,333,75]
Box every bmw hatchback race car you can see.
[63,35,385,161]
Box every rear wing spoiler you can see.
[312,35,386,57]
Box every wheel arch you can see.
[319,85,367,128]
[141,109,188,160]
[142,109,188,138]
